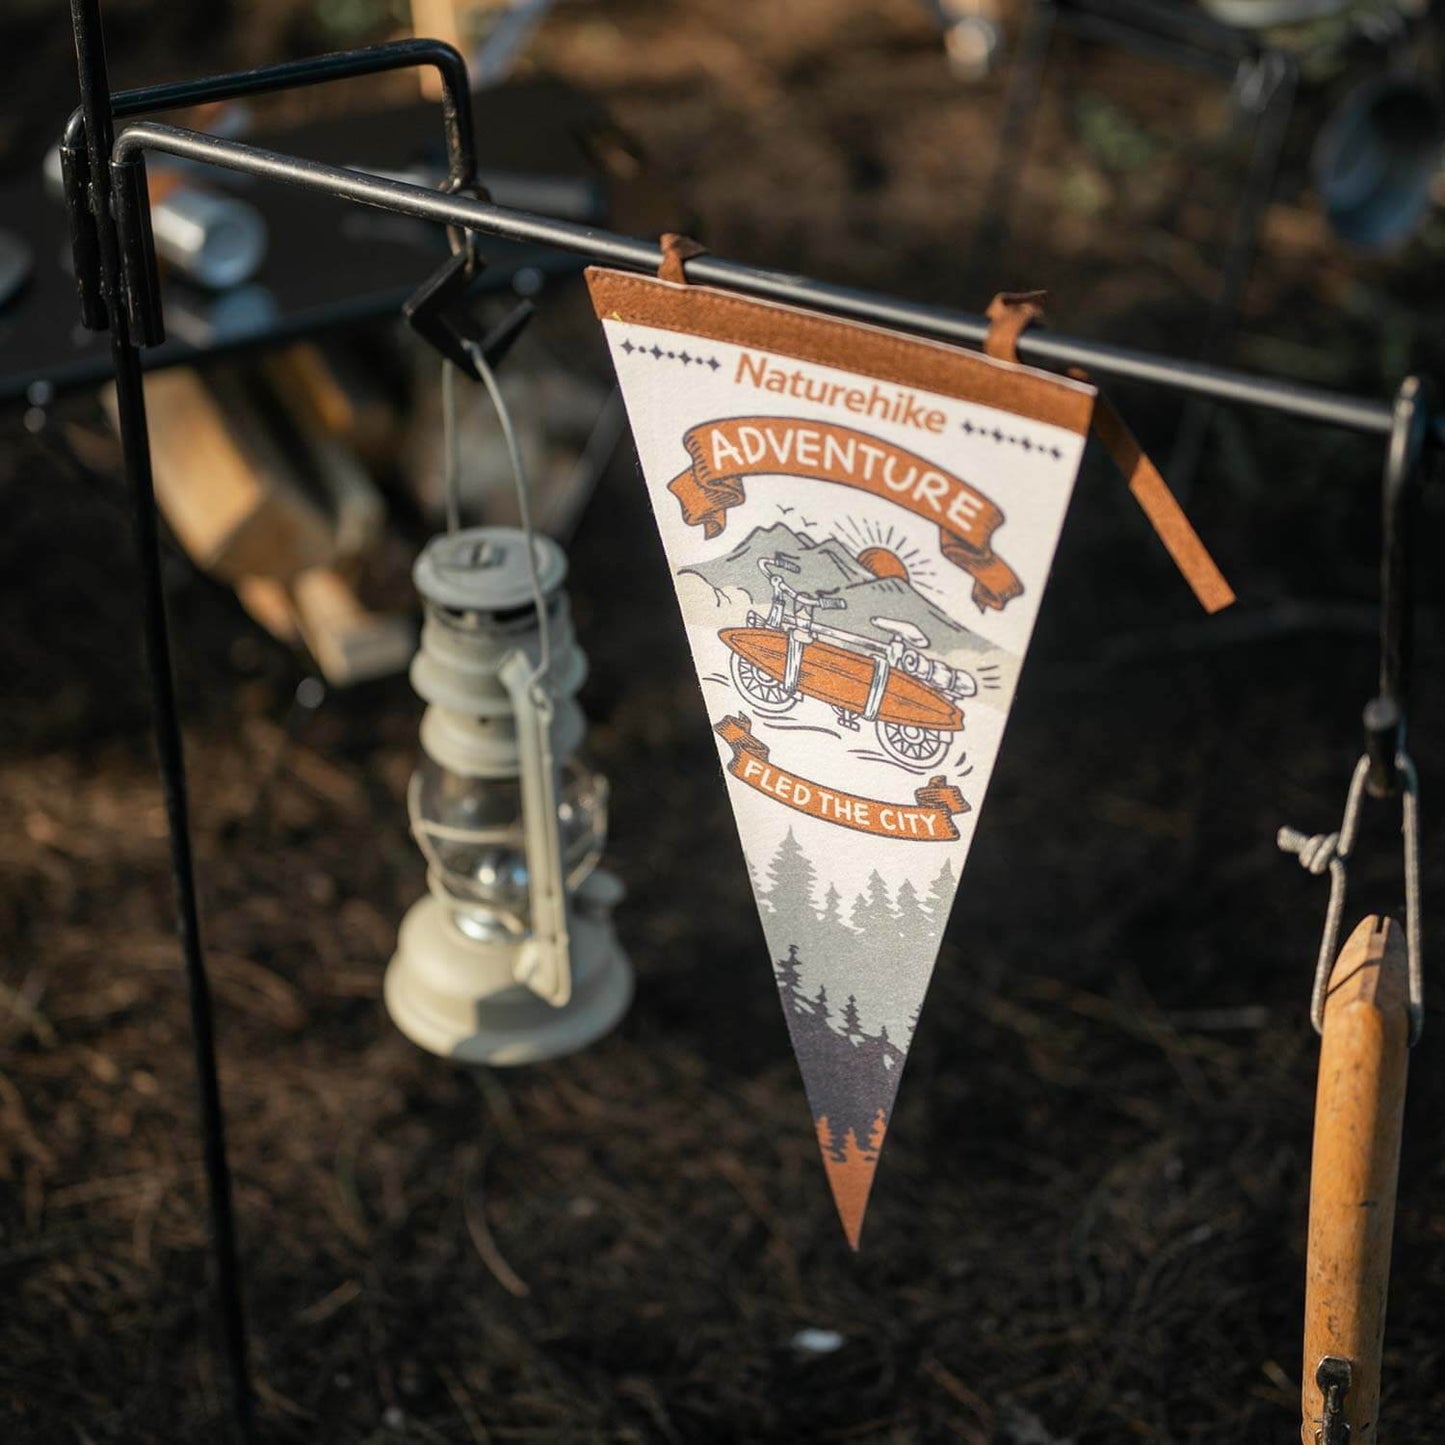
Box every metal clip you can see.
[59,137,107,332]
[1315,1355,1352,1445]
[402,247,534,381]
[1279,751,1422,1044]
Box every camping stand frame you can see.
[974,0,1299,491]
[62,0,1439,1438]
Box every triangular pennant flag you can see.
[589,268,1095,1245]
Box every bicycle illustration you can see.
[719,555,978,770]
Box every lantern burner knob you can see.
[413,525,566,616]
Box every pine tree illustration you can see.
[775,944,805,1017]
[815,1114,847,1164]
[819,882,844,928]
[894,877,929,949]
[841,993,863,1041]
[850,869,894,937]
[749,856,774,917]
[817,880,857,977]
[877,1022,901,1069]
[863,1108,888,1159]
[925,858,957,923]
[765,827,819,923]
[813,982,831,1024]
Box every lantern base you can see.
[384,887,632,1066]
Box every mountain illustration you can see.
[680,522,994,653]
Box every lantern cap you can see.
[413,526,567,614]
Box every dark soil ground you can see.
[4,2,1445,1442]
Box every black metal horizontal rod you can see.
[63,40,479,333]
[1055,0,1256,61]
[113,120,1400,437]
[67,38,477,190]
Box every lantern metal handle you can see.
[499,650,572,1007]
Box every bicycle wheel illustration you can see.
[876,719,951,769]
[730,650,799,714]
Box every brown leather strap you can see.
[984,293,1235,614]
[984,291,1047,363]
[1077,380,1236,613]
[658,233,708,285]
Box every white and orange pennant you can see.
[589,267,1097,1246]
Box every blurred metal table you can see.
[0,77,615,402]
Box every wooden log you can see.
[234,576,302,649]
[103,366,413,684]
[291,567,416,687]
[101,368,334,584]
[410,0,513,97]
[262,342,401,468]
[1301,914,1410,1444]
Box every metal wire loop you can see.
[1278,751,1423,1044]
[441,176,489,272]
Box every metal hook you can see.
[1279,751,1423,1044]
[1277,374,1436,1048]
[1366,375,1432,797]
[403,247,535,381]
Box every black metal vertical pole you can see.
[1166,49,1297,494]
[65,1,254,1439]
[969,0,1057,284]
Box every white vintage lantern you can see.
[385,525,632,1064]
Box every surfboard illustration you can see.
[719,551,973,769]
[722,627,965,729]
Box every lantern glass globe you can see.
[414,752,608,936]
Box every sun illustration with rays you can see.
[856,545,910,581]
[834,517,940,595]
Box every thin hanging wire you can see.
[463,338,553,691]
[1278,749,1425,1043]
[440,358,462,534]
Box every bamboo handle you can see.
[1301,915,1410,1444]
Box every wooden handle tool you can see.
[1301,914,1410,1444]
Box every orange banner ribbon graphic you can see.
[670,416,1023,611]
[715,715,970,841]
